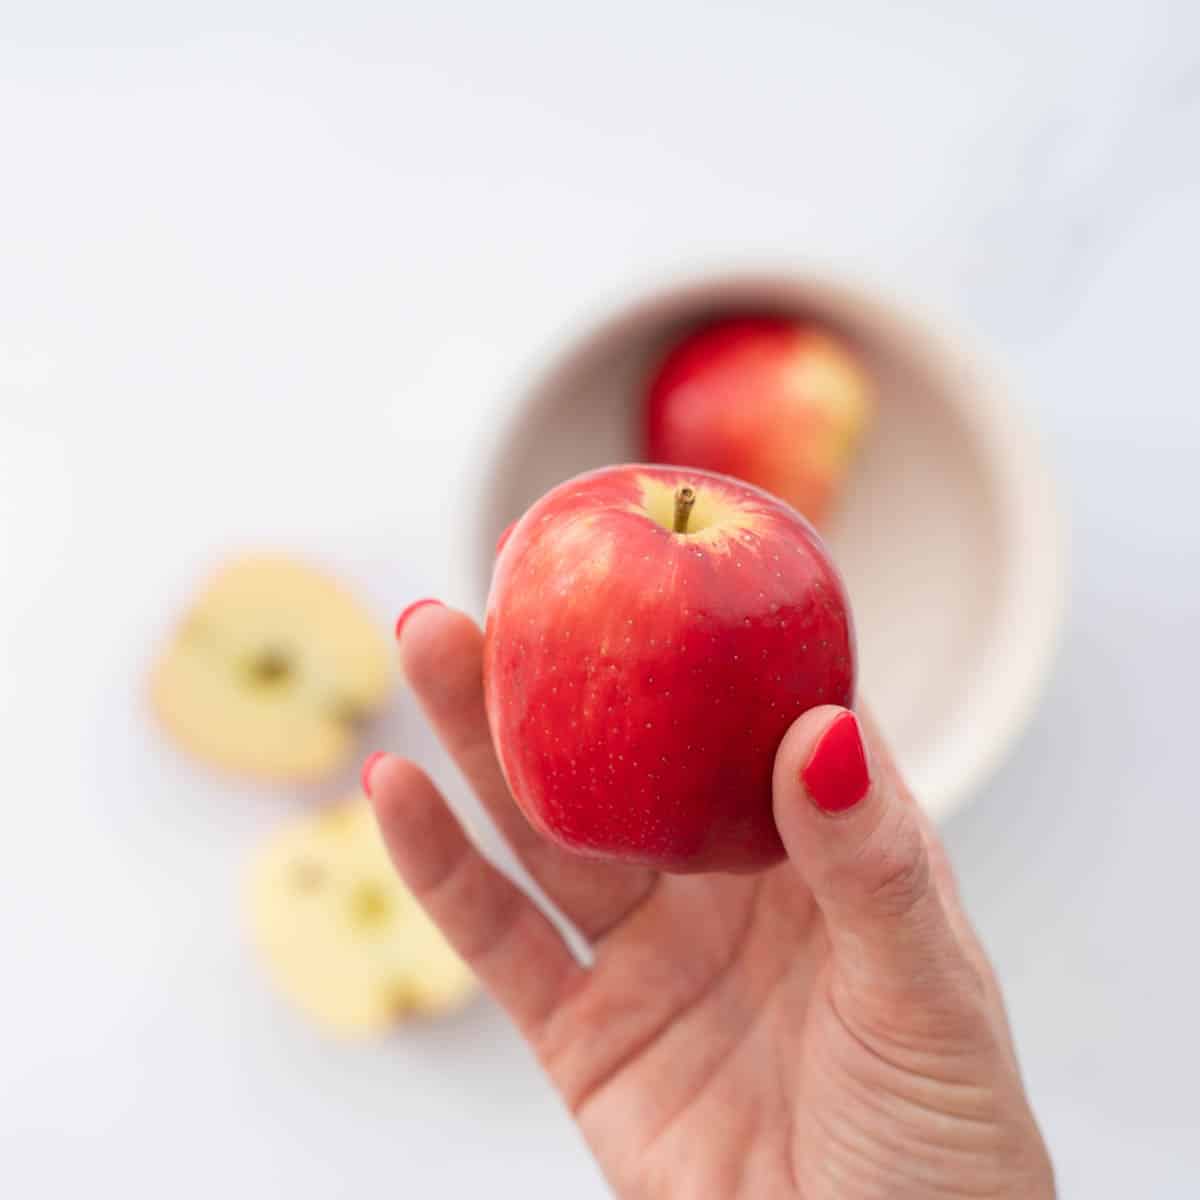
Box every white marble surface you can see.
[3,4,1199,1195]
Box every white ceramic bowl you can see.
[464,272,1066,824]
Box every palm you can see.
[373,606,1053,1199]
[545,868,822,1197]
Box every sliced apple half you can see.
[151,555,391,780]
[247,796,475,1036]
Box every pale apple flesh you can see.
[646,318,873,526]
[248,796,475,1036]
[151,556,391,781]
[484,465,855,874]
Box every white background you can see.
[3,3,1199,1195]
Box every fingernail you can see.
[801,711,870,814]
[361,751,388,798]
[394,598,443,641]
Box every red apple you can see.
[646,317,873,526]
[483,464,855,873]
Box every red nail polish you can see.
[394,598,443,640]
[361,751,387,798]
[801,711,870,814]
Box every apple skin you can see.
[646,317,873,526]
[483,464,855,874]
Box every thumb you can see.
[773,706,973,1016]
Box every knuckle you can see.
[859,832,930,919]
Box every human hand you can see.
[366,602,1055,1199]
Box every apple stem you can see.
[673,486,696,534]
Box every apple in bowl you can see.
[646,317,873,526]
[483,464,855,873]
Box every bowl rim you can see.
[458,265,1068,826]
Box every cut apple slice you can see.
[247,795,475,1036]
[151,555,391,781]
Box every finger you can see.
[367,752,579,1035]
[396,601,655,939]
[856,704,963,913]
[772,706,983,1027]
[854,706,1003,995]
